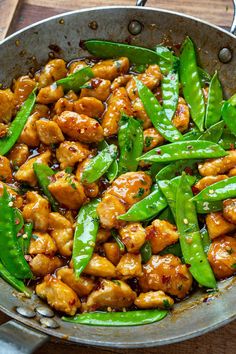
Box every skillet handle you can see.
[0,320,49,354]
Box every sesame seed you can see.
[8,201,13,207]
[183,218,189,224]
[22,234,28,239]
[209,189,214,194]
[107,307,112,312]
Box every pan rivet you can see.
[218,48,232,63]
[16,306,36,318]
[36,306,55,318]
[40,317,60,329]
[88,21,98,30]
[128,20,143,35]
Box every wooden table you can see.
[0,1,235,353]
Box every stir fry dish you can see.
[0,37,236,327]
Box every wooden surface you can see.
[0,0,236,353]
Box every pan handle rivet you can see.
[16,306,36,318]
[40,317,60,329]
[88,21,98,30]
[36,306,55,318]
[218,48,232,63]
[128,20,143,35]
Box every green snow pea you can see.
[0,187,32,279]
[162,71,179,121]
[18,222,33,255]
[160,242,182,258]
[135,79,183,142]
[158,207,175,224]
[0,261,31,297]
[205,71,223,129]
[33,163,59,212]
[118,115,143,174]
[179,37,205,131]
[200,226,211,255]
[99,140,118,182]
[195,200,223,214]
[198,67,211,87]
[140,241,152,263]
[219,127,236,149]
[222,101,236,137]
[14,209,24,234]
[198,120,225,143]
[192,176,236,202]
[62,309,168,326]
[156,159,200,180]
[176,174,216,289]
[0,91,36,155]
[72,199,100,278]
[82,144,118,183]
[57,66,94,92]
[155,46,177,75]
[139,140,226,163]
[111,230,125,252]
[183,128,201,141]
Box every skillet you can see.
[0,1,236,352]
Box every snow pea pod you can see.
[118,115,143,174]
[111,230,125,252]
[0,187,32,279]
[62,309,168,326]
[140,241,152,263]
[222,101,236,137]
[158,207,175,224]
[160,242,182,258]
[201,226,211,255]
[82,144,117,183]
[176,174,216,289]
[84,40,170,65]
[0,261,31,297]
[14,208,24,234]
[72,199,100,278]
[0,91,36,155]
[198,67,211,87]
[179,37,205,132]
[18,222,33,255]
[57,67,94,92]
[183,129,201,141]
[139,140,227,163]
[162,71,179,121]
[156,159,199,180]
[154,46,176,75]
[198,120,224,143]
[135,79,183,142]
[192,176,236,202]
[118,185,167,222]
[195,200,223,214]
[33,163,59,212]
[218,128,236,149]
[99,140,118,182]
[205,71,223,129]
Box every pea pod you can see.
[183,129,201,141]
[140,241,152,263]
[218,128,236,149]
[0,91,36,155]
[14,208,24,234]
[205,71,223,129]
[33,163,59,212]
[62,309,168,326]
[84,40,170,65]
[72,199,100,278]
[138,140,226,163]
[198,67,211,87]
[198,120,225,143]
[179,37,205,132]
[82,144,117,183]
[192,176,236,202]
[135,79,183,143]
[57,67,94,92]
[18,222,33,255]
[176,174,216,289]
[158,207,175,224]
[111,230,125,252]
[162,71,179,121]
[0,261,31,297]
[99,140,118,182]
[155,46,176,75]
[195,200,223,214]
[160,242,182,258]
[201,226,211,255]
[0,187,32,279]
[118,115,143,174]
[156,159,199,180]
[118,185,167,222]
[222,101,236,137]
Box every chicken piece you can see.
[208,236,236,279]
[0,182,23,209]
[15,150,51,186]
[194,175,228,192]
[55,111,103,143]
[80,78,111,101]
[36,275,80,316]
[103,243,121,265]
[143,127,165,152]
[74,97,104,118]
[126,64,162,100]
[119,223,146,253]
[96,228,111,244]
[134,291,174,309]
[23,191,50,231]
[97,194,126,229]
[56,141,90,169]
[108,171,152,206]
[37,84,64,104]
[54,97,74,115]
[198,150,236,176]
[13,75,36,106]
[223,199,236,224]
[111,74,132,91]
[85,279,136,311]
[0,123,8,138]
[28,232,57,256]
[36,119,64,145]
[229,167,236,177]
[206,212,236,239]
[146,219,179,254]
[69,61,87,74]
[18,112,40,147]
[75,157,99,198]
[139,254,192,299]
[29,254,63,277]
[36,59,67,87]
[48,212,73,257]
[0,89,14,123]
[57,267,95,296]
[172,97,190,133]
[116,253,142,279]
[48,171,86,209]
[92,57,129,81]
[83,254,116,277]
[102,87,133,136]
[0,155,12,181]
[8,143,29,168]
[132,98,152,129]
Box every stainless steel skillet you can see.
[0,1,236,352]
